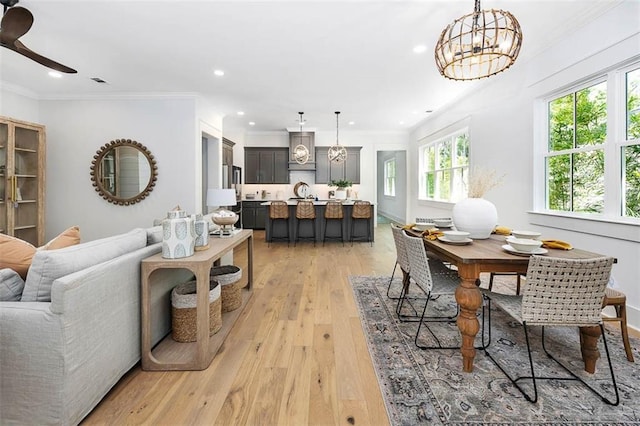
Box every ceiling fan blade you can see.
[14,39,77,73]
[0,6,33,44]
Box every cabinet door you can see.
[273,149,289,184]
[258,151,275,183]
[255,205,267,230]
[329,158,346,182]
[1,118,45,246]
[345,147,361,184]
[315,147,330,184]
[245,150,260,183]
[241,202,256,229]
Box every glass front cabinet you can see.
[0,116,46,246]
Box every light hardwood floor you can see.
[83,224,397,425]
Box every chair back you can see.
[391,224,410,273]
[522,256,614,326]
[402,231,433,292]
[296,200,316,219]
[269,200,289,219]
[351,201,371,219]
[324,200,344,219]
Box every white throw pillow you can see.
[21,228,147,302]
[0,268,26,301]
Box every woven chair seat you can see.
[351,201,371,219]
[296,200,316,219]
[269,201,289,219]
[324,201,344,219]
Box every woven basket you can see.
[171,280,222,343]
[210,265,243,312]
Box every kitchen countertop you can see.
[259,200,373,206]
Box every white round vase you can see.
[452,197,498,239]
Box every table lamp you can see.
[207,188,238,237]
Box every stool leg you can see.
[269,217,274,247]
[312,219,316,247]
[295,218,300,247]
[488,273,495,291]
[618,304,635,362]
[322,218,327,246]
[516,274,521,295]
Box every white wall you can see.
[409,1,640,329]
[0,86,40,123]
[40,96,202,241]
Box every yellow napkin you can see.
[542,239,573,250]
[493,226,511,236]
[402,223,416,230]
[422,229,445,241]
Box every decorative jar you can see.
[452,197,498,239]
[162,208,195,258]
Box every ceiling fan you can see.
[0,0,76,73]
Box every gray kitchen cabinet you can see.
[244,148,289,184]
[241,201,267,229]
[315,146,361,184]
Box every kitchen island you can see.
[261,200,374,244]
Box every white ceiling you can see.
[0,0,623,133]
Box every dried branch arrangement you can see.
[468,167,504,198]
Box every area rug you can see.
[349,274,640,425]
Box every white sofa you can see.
[0,227,192,425]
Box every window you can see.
[542,62,639,219]
[419,130,469,202]
[384,158,396,196]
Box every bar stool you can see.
[603,287,634,362]
[295,200,316,246]
[269,200,289,247]
[323,200,344,246]
[350,200,372,246]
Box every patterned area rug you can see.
[349,274,640,425]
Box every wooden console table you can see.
[141,229,253,371]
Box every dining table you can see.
[406,230,614,374]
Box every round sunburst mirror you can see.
[90,139,158,205]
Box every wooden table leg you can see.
[455,266,483,372]
[579,326,601,374]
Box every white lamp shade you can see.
[207,188,237,207]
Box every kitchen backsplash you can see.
[241,182,360,200]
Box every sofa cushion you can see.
[0,234,36,279]
[0,268,26,301]
[41,226,81,250]
[21,228,148,302]
[146,226,163,245]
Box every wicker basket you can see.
[171,280,222,343]
[210,265,243,312]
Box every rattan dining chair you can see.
[350,200,372,246]
[403,231,465,349]
[295,200,316,246]
[323,200,344,246]
[268,201,289,247]
[483,255,619,405]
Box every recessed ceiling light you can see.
[249,122,255,126]
[413,45,427,54]
[48,71,62,78]
[348,121,355,125]
[213,69,225,77]
[425,110,434,114]
[237,111,245,116]
[399,121,405,125]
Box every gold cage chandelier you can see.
[328,111,347,163]
[434,0,522,81]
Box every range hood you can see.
[288,131,316,171]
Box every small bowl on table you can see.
[434,219,453,228]
[511,230,541,240]
[413,222,435,232]
[507,238,543,252]
[442,230,470,242]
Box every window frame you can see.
[533,59,640,228]
[418,127,469,203]
[383,158,396,197]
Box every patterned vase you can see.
[452,197,498,239]
[162,209,195,258]
[193,214,209,251]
